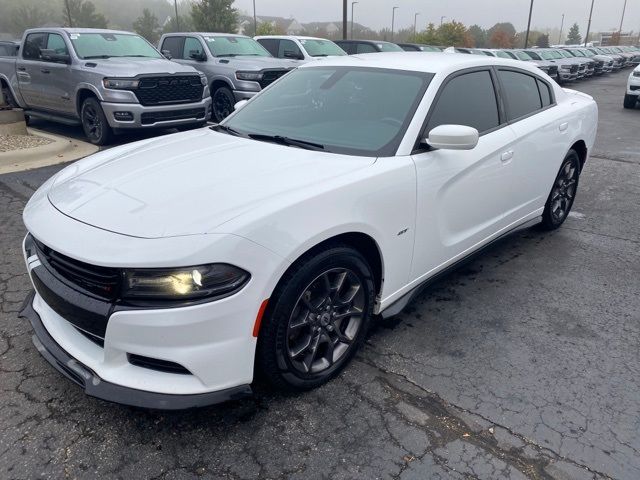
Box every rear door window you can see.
[278,39,302,59]
[257,38,279,56]
[498,70,543,121]
[357,43,377,54]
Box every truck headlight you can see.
[103,78,140,89]
[200,75,207,85]
[122,264,250,302]
[236,71,263,81]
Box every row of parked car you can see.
[0,27,637,145]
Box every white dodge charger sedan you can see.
[20,53,597,409]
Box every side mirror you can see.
[234,99,249,111]
[189,50,206,61]
[161,49,173,60]
[424,124,479,150]
[40,49,70,64]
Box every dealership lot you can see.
[0,69,639,480]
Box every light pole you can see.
[174,0,180,31]
[558,13,564,44]
[343,0,348,40]
[440,16,446,26]
[414,12,420,38]
[524,0,534,48]
[584,0,595,47]
[391,6,399,41]
[253,0,257,36]
[351,1,358,40]
[618,0,628,43]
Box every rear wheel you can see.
[623,94,637,109]
[257,245,375,391]
[81,97,112,145]
[540,150,580,230]
[211,86,235,123]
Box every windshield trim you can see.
[66,32,161,60]
[222,66,434,158]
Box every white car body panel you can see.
[627,65,640,96]
[21,53,598,401]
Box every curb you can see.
[0,128,98,175]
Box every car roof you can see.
[298,51,540,75]
[335,39,394,44]
[26,28,138,36]
[164,32,249,38]
[255,35,331,41]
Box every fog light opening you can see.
[114,111,134,121]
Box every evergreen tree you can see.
[63,0,108,28]
[133,8,161,44]
[567,23,582,45]
[191,0,238,34]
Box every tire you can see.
[256,244,375,391]
[211,86,235,123]
[1,85,18,108]
[540,150,581,230]
[80,97,112,146]
[623,94,637,109]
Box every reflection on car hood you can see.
[80,57,200,76]
[212,55,300,70]
[48,129,373,238]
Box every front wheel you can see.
[540,150,580,230]
[81,97,112,146]
[623,94,637,109]
[256,245,375,391]
[211,86,235,123]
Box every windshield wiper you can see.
[210,124,242,136]
[247,133,325,151]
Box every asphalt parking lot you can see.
[1,70,639,480]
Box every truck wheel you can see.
[623,94,637,109]
[211,86,235,123]
[1,85,18,108]
[81,97,112,146]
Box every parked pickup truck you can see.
[159,32,297,122]
[0,28,212,145]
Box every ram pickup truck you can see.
[159,32,297,122]
[0,28,212,145]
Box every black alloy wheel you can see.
[81,97,112,146]
[540,150,580,230]
[212,87,235,123]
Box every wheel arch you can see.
[76,88,99,115]
[210,78,235,95]
[570,140,588,171]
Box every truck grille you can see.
[135,75,204,106]
[258,69,291,89]
[570,65,578,73]
[33,237,121,300]
[548,66,558,76]
[141,107,206,125]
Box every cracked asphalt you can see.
[1,70,639,480]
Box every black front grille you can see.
[134,75,204,106]
[258,69,291,89]
[34,238,121,301]
[140,107,206,125]
[570,65,578,73]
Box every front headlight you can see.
[122,264,250,302]
[633,71,640,77]
[199,74,207,86]
[103,78,140,89]
[236,71,263,81]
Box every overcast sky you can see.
[233,0,639,34]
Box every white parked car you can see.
[254,35,347,61]
[21,53,597,409]
[624,65,640,108]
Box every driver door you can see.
[409,68,518,282]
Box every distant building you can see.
[599,31,638,46]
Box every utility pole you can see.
[253,0,257,36]
[351,2,358,40]
[391,6,399,41]
[558,13,564,45]
[64,0,73,28]
[174,0,180,31]
[585,0,595,47]
[414,12,420,38]
[524,0,534,48]
[343,0,348,40]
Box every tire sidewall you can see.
[81,98,111,145]
[212,87,235,123]
[542,150,580,229]
[259,246,375,390]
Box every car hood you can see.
[80,57,200,76]
[211,55,300,70]
[47,129,374,239]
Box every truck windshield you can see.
[69,32,161,59]
[514,51,533,60]
[300,39,346,57]
[377,42,404,52]
[204,36,271,57]
[222,66,432,157]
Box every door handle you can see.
[40,68,50,74]
[559,122,569,132]
[501,150,514,162]
[17,66,26,71]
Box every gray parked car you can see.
[524,49,579,83]
[159,33,297,122]
[502,50,559,82]
[0,28,212,145]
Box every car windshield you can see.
[204,36,271,57]
[494,51,511,59]
[68,32,161,59]
[514,51,533,60]
[581,49,594,57]
[420,45,441,52]
[557,50,572,58]
[540,50,562,60]
[377,42,404,52]
[222,66,431,157]
[300,39,346,57]
[569,49,585,57]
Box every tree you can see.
[437,21,469,47]
[191,0,238,33]
[8,5,52,36]
[488,22,516,41]
[63,0,108,28]
[255,22,284,36]
[467,25,487,48]
[133,8,160,44]
[489,28,513,48]
[567,23,581,45]
[414,23,440,46]
[537,33,550,48]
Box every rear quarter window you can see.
[498,70,543,121]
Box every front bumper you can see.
[558,70,578,81]
[101,97,212,129]
[19,291,251,410]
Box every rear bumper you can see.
[101,97,212,129]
